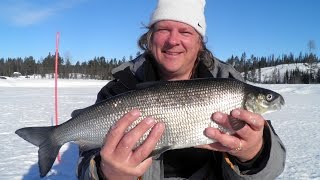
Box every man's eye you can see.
[157,28,169,32]
[181,31,192,35]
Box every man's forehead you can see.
[155,20,195,30]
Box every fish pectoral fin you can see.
[229,117,246,131]
[149,146,171,160]
[78,141,100,154]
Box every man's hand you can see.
[100,109,165,180]
[198,108,264,162]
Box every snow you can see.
[247,62,320,82]
[0,77,319,179]
[0,78,108,180]
[258,83,320,179]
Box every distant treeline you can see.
[0,52,141,80]
[226,52,320,84]
[0,51,319,83]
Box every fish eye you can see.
[266,94,273,101]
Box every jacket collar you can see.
[112,53,215,90]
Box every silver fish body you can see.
[15,78,284,177]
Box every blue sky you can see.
[0,0,319,63]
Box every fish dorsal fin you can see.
[136,81,162,90]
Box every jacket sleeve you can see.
[209,60,286,179]
[210,56,245,82]
[219,122,286,180]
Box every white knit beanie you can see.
[149,0,206,37]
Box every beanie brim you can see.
[149,0,206,37]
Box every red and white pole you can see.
[54,32,61,162]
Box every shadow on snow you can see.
[22,143,79,180]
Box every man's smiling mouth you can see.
[163,51,182,56]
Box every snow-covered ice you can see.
[0,78,108,180]
[261,83,320,180]
[0,77,319,179]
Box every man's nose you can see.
[167,30,180,46]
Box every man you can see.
[77,0,286,179]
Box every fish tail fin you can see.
[15,126,62,177]
[38,138,61,177]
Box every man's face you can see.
[151,20,202,80]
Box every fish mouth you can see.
[269,95,285,112]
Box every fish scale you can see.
[15,78,285,177]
